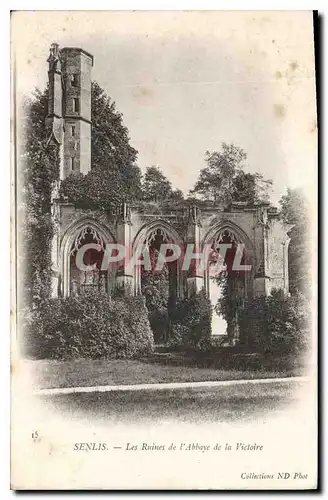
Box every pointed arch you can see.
[203,221,254,279]
[132,220,184,298]
[132,219,183,251]
[202,220,255,327]
[60,218,116,296]
[202,219,254,253]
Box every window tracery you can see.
[144,227,174,248]
[69,226,106,256]
[69,226,108,294]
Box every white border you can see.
[2,3,325,498]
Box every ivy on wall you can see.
[20,88,60,307]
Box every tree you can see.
[21,80,144,305]
[170,290,212,350]
[190,143,246,204]
[170,188,185,203]
[238,289,310,353]
[60,81,143,210]
[91,81,138,171]
[279,188,311,295]
[20,87,60,307]
[232,171,272,204]
[190,142,272,205]
[141,268,170,343]
[142,166,182,203]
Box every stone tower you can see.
[46,43,93,179]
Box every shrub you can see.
[23,289,154,359]
[238,289,310,353]
[141,269,170,343]
[169,290,212,350]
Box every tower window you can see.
[71,125,76,137]
[71,74,79,87]
[70,157,75,171]
[73,98,80,113]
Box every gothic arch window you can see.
[142,225,179,299]
[133,222,183,343]
[203,224,254,343]
[69,226,108,295]
[132,222,183,296]
[143,226,176,248]
[209,228,250,277]
[204,224,253,279]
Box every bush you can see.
[141,269,170,344]
[238,289,310,353]
[169,290,212,351]
[23,289,154,359]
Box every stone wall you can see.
[52,201,291,300]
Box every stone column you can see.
[186,206,204,296]
[115,203,134,294]
[50,199,61,297]
[266,219,293,295]
[253,204,271,297]
[282,234,292,294]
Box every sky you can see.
[12,11,317,205]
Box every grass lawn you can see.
[40,379,307,424]
[26,355,306,390]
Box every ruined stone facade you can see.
[47,44,292,340]
[51,200,291,298]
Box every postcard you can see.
[11,10,318,490]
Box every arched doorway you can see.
[203,223,254,345]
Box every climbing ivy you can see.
[20,88,60,307]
